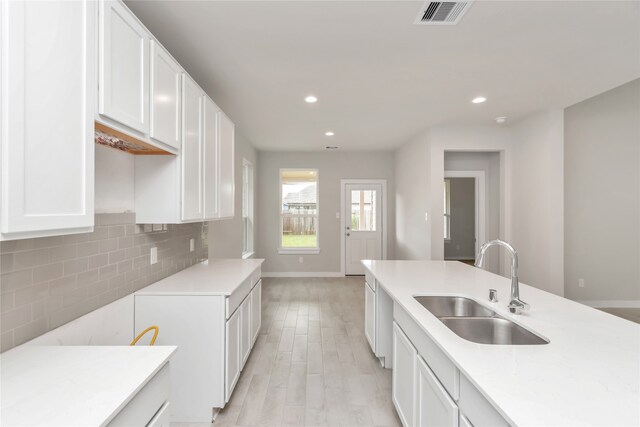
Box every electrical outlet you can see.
[299,256,303,264]
[190,238,195,252]
[578,278,585,288]
[150,247,158,265]
[425,212,428,222]
[336,212,340,219]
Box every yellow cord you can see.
[130,326,159,346]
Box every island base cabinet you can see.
[225,307,241,403]
[392,322,417,427]
[416,356,459,427]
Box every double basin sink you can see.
[414,296,549,345]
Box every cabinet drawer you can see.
[226,277,252,319]
[365,270,376,291]
[458,375,509,427]
[108,362,170,426]
[394,302,459,400]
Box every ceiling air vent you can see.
[415,1,474,25]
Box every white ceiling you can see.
[126,0,640,151]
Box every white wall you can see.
[510,110,565,296]
[95,144,135,213]
[444,152,501,273]
[395,134,431,260]
[209,132,257,259]
[564,79,640,305]
[256,151,395,274]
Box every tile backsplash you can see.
[0,213,208,352]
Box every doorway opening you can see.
[444,172,485,263]
[340,179,387,276]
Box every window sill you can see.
[242,251,255,259]
[277,248,321,255]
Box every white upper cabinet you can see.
[1,0,95,240]
[218,112,235,219]
[150,41,181,150]
[203,96,220,220]
[181,74,204,221]
[99,0,149,134]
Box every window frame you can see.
[278,168,321,255]
[242,158,254,259]
[444,178,451,242]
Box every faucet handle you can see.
[488,289,498,303]
[508,298,530,314]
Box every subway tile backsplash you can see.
[0,213,208,352]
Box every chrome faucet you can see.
[475,240,529,314]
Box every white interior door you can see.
[345,183,382,275]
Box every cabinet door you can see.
[250,280,262,344]
[417,356,459,427]
[460,414,474,427]
[393,322,417,427]
[240,297,251,367]
[225,308,241,402]
[99,0,149,133]
[217,112,235,219]
[1,0,95,239]
[365,283,376,353]
[150,41,181,149]
[181,74,203,221]
[203,96,220,220]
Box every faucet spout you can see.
[475,240,529,314]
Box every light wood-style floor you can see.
[214,277,402,427]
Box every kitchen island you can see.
[363,260,640,427]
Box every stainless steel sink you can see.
[414,296,496,318]
[439,317,549,345]
[413,295,549,345]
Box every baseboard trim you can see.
[261,272,344,278]
[577,300,640,308]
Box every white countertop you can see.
[363,260,640,427]
[0,345,176,426]
[135,258,264,296]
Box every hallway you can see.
[214,277,402,426]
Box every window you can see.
[350,189,377,231]
[444,179,451,241]
[279,169,319,253]
[242,159,254,258]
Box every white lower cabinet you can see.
[388,300,509,427]
[416,356,459,427]
[250,280,262,344]
[240,295,252,367]
[365,282,376,351]
[108,363,170,426]
[134,266,262,423]
[393,322,417,427]
[225,306,241,402]
[459,414,474,427]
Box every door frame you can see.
[340,179,388,276]
[443,171,486,258]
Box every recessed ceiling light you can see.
[472,96,487,104]
[325,131,334,136]
[305,95,318,103]
[495,116,507,124]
